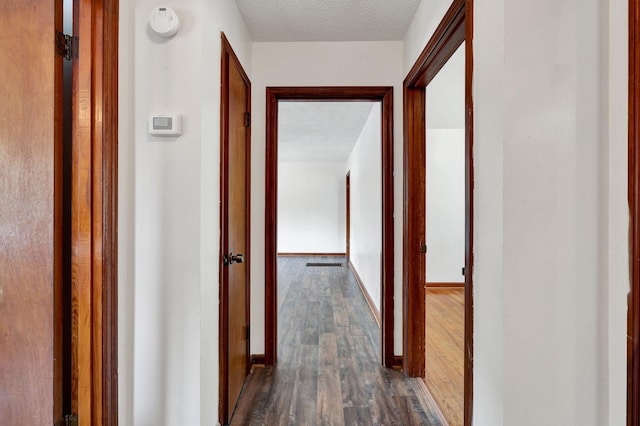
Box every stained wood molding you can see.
[72,0,120,423]
[403,0,474,425]
[348,261,382,327]
[250,354,266,366]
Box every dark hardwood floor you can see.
[231,256,445,425]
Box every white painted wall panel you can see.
[278,162,346,253]
[346,104,382,312]
[119,1,252,424]
[425,129,465,283]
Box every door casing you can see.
[403,0,474,424]
[264,86,396,368]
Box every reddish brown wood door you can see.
[0,1,64,424]
[220,34,251,424]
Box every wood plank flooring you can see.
[425,288,465,426]
[231,256,445,425]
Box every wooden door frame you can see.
[629,0,640,423]
[68,0,120,423]
[265,86,395,368]
[402,0,473,424]
[218,33,252,425]
[346,171,351,260]
[72,0,119,423]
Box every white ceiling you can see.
[236,0,421,42]
[278,102,375,162]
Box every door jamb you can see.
[265,86,395,368]
[218,33,252,426]
[72,0,119,423]
[402,0,474,425]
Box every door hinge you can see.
[420,243,427,254]
[55,31,77,61]
[246,325,250,341]
[55,414,78,426]
[244,112,251,128]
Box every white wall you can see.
[251,41,404,354]
[118,1,252,424]
[278,162,346,253]
[602,1,629,424]
[425,129,465,283]
[406,0,628,424]
[346,104,382,311]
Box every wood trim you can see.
[463,3,475,425]
[629,0,640,423]
[265,86,395,368]
[403,0,466,89]
[101,1,119,422]
[426,282,465,288]
[218,33,252,426]
[393,356,403,368]
[250,354,266,366]
[277,253,347,257]
[73,0,119,423]
[417,378,450,426]
[349,261,382,328]
[403,83,426,377]
[403,0,473,425]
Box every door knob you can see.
[229,253,244,264]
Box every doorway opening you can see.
[265,87,395,368]
[403,0,474,425]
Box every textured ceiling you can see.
[236,0,421,41]
[278,102,376,162]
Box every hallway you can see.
[231,256,444,425]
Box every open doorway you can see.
[264,87,395,368]
[276,100,383,344]
[403,0,474,425]
[424,41,466,425]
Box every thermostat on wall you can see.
[149,114,182,136]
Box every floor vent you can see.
[306,262,343,267]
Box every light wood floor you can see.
[425,288,465,426]
[231,256,445,425]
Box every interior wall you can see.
[251,41,403,354]
[425,129,465,283]
[118,1,252,425]
[277,161,346,253]
[346,103,382,311]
